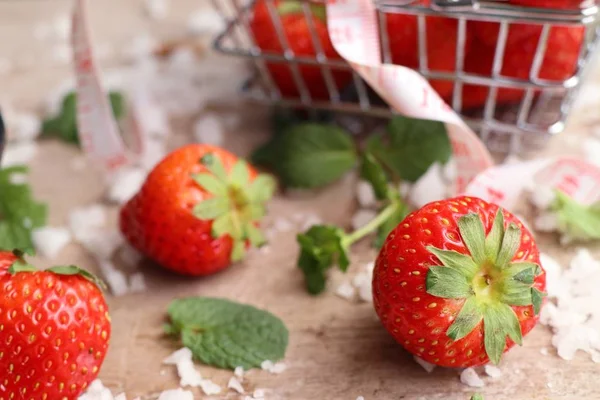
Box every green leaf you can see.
[551,190,600,242]
[504,262,538,285]
[470,394,484,400]
[496,223,521,267]
[166,297,289,370]
[447,297,483,341]
[8,261,37,273]
[193,197,230,220]
[192,173,228,196]
[45,265,107,290]
[367,116,451,182]
[41,91,125,146]
[531,287,545,316]
[483,303,523,364]
[247,175,277,203]
[427,247,479,279]
[229,160,250,187]
[484,209,505,263]
[360,152,389,201]
[458,214,487,265]
[296,225,349,295]
[252,123,358,189]
[374,201,410,249]
[0,166,48,254]
[426,266,473,298]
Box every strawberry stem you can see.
[342,202,399,247]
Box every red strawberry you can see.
[120,144,275,276]
[250,0,352,100]
[387,13,474,99]
[0,253,111,399]
[373,196,546,368]
[469,21,540,49]
[0,251,17,272]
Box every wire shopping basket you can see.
[211,0,600,155]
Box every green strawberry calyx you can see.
[192,154,276,262]
[425,209,546,365]
[8,259,107,290]
[551,189,600,242]
[276,1,326,22]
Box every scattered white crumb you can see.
[163,348,193,365]
[129,273,147,293]
[413,356,436,373]
[234,366,245,379]
[460,368,484,388]
[356,180,376,207]
[335,282,355,301]
[409,162,447,208]
[484,364,502,378]
[78,230,125,260]
[157,388,194,400]
[68,204,107,238]
[144,0,169,19]
[2,142,38,167]
[272,218,293,233]
[540,347,549,356]
[32,226,72,260]
[260,360,287,374]
[96,260,129,296]
[107,167,146,204]
[253,389,266,398]
[356,397,365,400]
[351,209,377,230]
[134,96,170,138]
[540,250,600,361]
[199,379,222,396]
[187,9,226,35]
[227,376,245,394]
[259,245,271,255]
[194,114,224,146]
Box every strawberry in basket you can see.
[120,144,276,276]
[250,0,352,100]
[373,197,546,368]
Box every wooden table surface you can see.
[2,1,600,399]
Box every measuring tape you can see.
[326,0,600,209]
[70,0,600,208]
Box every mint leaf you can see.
[252,123,358,189]
[165,297,289,370]
[0,166,47,254]
[367,116,451,182]
[374,199,410,249]
[470,394,484,400]
[297,225,350,295]
[360,152,389,201]
[42,90,126,146]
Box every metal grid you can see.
[210,0,600,154]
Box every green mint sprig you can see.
[165,297,289,370]
[0,166,47,255]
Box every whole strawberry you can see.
[250,0,352,99]
[0,252,111,399]
[373,196,546,367]
[120,144,275,276]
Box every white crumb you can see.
[460,368,484,388]
[157,389,194,400]
[409,162,447,208]
[187,9,226,35]
[356,180,376,207]
[260,360,274,371]
[2,142,38,166]
[484,364,502,378]
[273,218,293,233]
[163,348,193,365]
[413,356,436,373]
[356,397,365,400]
[351,209,377,230]
[335,282,355,301]
[540,347,549,356]
[129,273,147,293]
[227,376,245,394]
[32,226,72,260]
[270,362,287,374]
[68,204,107,238]
[144,0,169,19]
[194,114,224,146]
[253,388,266,398]
[96,260,129,296]
[234,366,244,379]
[107,167,146,204]
[78,230,125,260]
[163,348,203,387]
[198,379,222,395]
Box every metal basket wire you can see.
[210,0,600,155]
